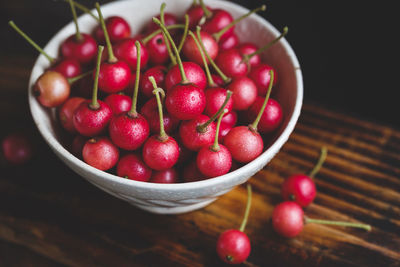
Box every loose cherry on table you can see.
[1,132,33,165]
[116,153,152,182]
[217,184,252,264]
[82,136,119,171]
[281,147,328,207]
[272,201,371,238]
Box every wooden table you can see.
[1,1,399,266]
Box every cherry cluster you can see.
[10,0,288,183]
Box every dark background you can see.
[0,0,398,127]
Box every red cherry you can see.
[226,76,257,111]
[165,61,206,91]
[73,100,112,137]
[146,12,178,34]
[219,32,239,51]
[182,159,205,182]
[238,42,260,68]
[140,98,179,134]
[224,126,263,163]
[140,66,167,98]
[1,132,33,165]
[143,135,179,171]
[61,33,98,65]
[94,16,131,44]
[104,93,132,116]
[202,9,234,41]
[58,96,85,133]
[116,153,152,182]
[113,38,149,71]
[246,97,283,134]
[144,32,169,66]
[150,168,178,183]
[179,114,216,151]
[51,58,82,78]
[219,111,237,142]
[183,30,218,66]
[216,229,251,264]
[211,74,225,87]
[185,3,212,29]
[272,201,304,238]
[97,60,131,93]
[33,71,70,108]
[248,63,278,96]
[82,137,119,171]
[204,87,233,117]
[70,135,87,159]
[215,48,247,78]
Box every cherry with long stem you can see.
[159,3,177,66]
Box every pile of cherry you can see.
[9,0,287,183]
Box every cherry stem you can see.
[249,69,274,132]
[188,30,215,87]
[68,0,82,42]
[305,217,371,231]
[95,2,117,63]
[211,109,228,152]
[242,26,288,64]
[160,3,177,66]
[199,0,212,18]
[67,70,92,84]
[177,14,189,53]
[239,184,252,232]
[149,76,168,141]
[90,45,104,110]
[196,26,231,85]
[141,24,185,44]
[309,146,328,178]
[8,21,55,63]
[213,5,266,43]
[197,90,232,133]
[128,41,141,118]
[65,0,99,21]
[153,17,188,83]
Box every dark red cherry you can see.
[94,16,131,44]
[113,38,149,71]
[150,168,178,183]
[215,48,247,78]
[165,61,206,91]
[61,33,98,65]
[140,98,179,134]
[58,96,85,133]
[248,63,278,96]
[246,97,283,134]
[238,42,260,68]
[204,87,233,117]
[140,65,167,98]
[116,153,152,182]
[202,9,234,41]
[104,93,132,116]
[1,132,33,165]
[182,30,218,66]
[146,12,178,34]
[51,58,82,78]
[144,32,170,66]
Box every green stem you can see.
[309,146,328,178]
[199,0,212,18]
[90,45,104,110]
[249,70,274,132]
[305,217,371,231]
[68,0,82,41]
[141,24,185,44]
[188,31,215,87]
[197,90,232,133]
[239,184,252,232]
[177,14,189,53]
[8,21,55,63]
[153,17,188,83]
[242,26,288,64]
[67,70,92,84]
[95,2,117,63]
[149,76,168,141]
[128,41,141,118]
[160,3,177,66]
[196,26,231,85]
[213,5,266,42]
[210,109,228,152]
[66,0,99,21]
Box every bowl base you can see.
[131,198,217,214]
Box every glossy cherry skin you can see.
[82,137,119,171]
[219,32,239,51]
[238,42,260,68]
[224,126,263,163]
[1,133,33,165]
[202,9,234,41]
[140,98,179,134]
[165,62,206,91]
[73,100,112,137]
[33,71,70,108]
[116,153,152,182]
[165,83,206,120]
[183,31,218,66]
[179,115,216,151]
[145,33,169,66]
[216,229,251,264]
[248,63,278,96]
[58,97,85,133]
[108,113,150,150]
[272,201,304,238]
[204,87,233,117]
[146,12,178,34]
[150,168,178,183]
[226,76,257,111]
[186,4,210,29]
[142,136,179,171]
[281,174,316,207]
[104,93,132,116]
[97,60,131,93]
[197,144,232,178]
[246,97,283,134]
[215,48,247,78]
[140,65,167,98]
[114,38,149,71]
[60,33,98,65]
[70,135,86,159]
[51,58,82,78]
[94,16,131,44]
[219,111,237,142]
[211,74,225,87]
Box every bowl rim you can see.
[28,0,303,192]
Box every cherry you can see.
[140,98,179,135]
[116,153,152,182]
[33,71,71,108]
[248,63,278,96]
[1,132,33,165]
[219,111,237,142]
[58,96,85,133]
[197,109,232,178]
[113,37,149,71]
[219,32,239,51]
[103,93,132,116]
[227,76,257,111]
[146,12,178,35]
[217,184,252,264]
[82,136,119,171]
[281,147,328,207]
[246,97,283,134]
[140,65,167,98]
[108,41,150,150]
[183,30,218,66]
[238,42,260,68]
[224,70,274,163]
[272,201,371,238]
[182,159,204,182]
[70,135,86,159]
[199,1,234,42]
[94,16,131,44]
[95,3,131,93]
[185,1,210,29]
[150,168,178,183]
[142,77,179,171]
[73,46,112,137]
[164,61,207,92]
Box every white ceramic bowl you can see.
[28,0,303,214]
